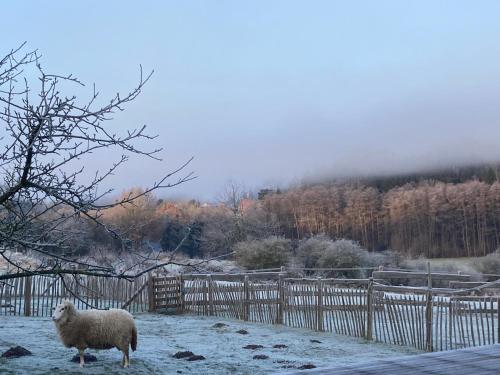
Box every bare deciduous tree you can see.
[218,180,250,215]
[0,44,195,278]
[216,180,250,244]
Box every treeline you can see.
[67,188,279,259]
[319,164,500,192]
[262,180,500,257]
[47,164,500,260]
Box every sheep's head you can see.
[52,301,76,324]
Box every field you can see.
[0,313,420,374]
[403,257,492,276]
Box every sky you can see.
[3,1,500,201]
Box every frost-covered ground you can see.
[0,313,420,374]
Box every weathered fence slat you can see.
[23,276,32,316]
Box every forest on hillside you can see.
[43,164,500,261]
[263,179,500,257]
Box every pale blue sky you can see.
[3,1,500,200]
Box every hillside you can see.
[260,163,500,257]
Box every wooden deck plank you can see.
[277,345,500,375]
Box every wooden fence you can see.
[0,273,149,316]
[3,268,500,354]
[149,273,500,353]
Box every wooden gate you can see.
[149,275,182,313]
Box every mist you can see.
[3,1,500,201]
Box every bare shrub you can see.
[317,239,371,278]
[473,251,500,276]
[366,250,399,269]
[295,235,331,269]
[234,237,291,270]
[295,236,397,278]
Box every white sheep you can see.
[52,301,138,368]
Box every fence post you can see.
[366,277,373,340]
[497,297,500,344]
[425,262,433,352]
[243,275,249,321]
[24,276,32,317]
[316,278,323,332]
[449,298,453,349]
[208,274,214,316]
[178,275,184,314]
[147,273,155,312]
[93,277,99,309]
[201,277,207,315]
[277,270,284,325]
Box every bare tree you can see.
[216,180,251,244]
[0,44,195,278]
[217,180,248,215]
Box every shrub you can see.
[234,237,291,270]
[473,251,500,276]
[295,235,331,269]
[365,250,399,269]
[295,236,398,278]
[317,239,370,278]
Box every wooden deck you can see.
[279,345,500,375]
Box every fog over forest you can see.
[3,2,500,201]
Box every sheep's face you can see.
[52,302,73,324]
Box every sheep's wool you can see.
[53,301,137,367]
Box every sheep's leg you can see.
[122,348,130,368]
[79,349,85,367]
